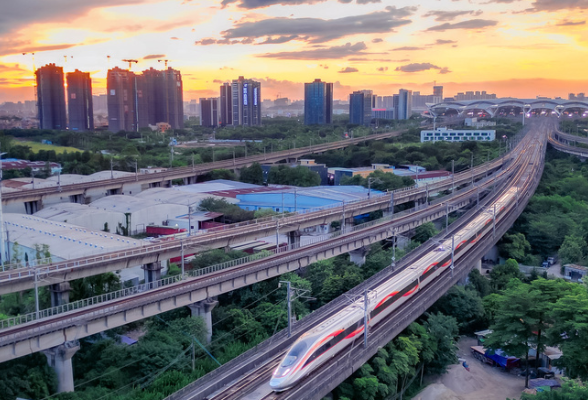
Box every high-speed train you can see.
[270,187,520,391]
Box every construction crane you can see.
[122,59,138,70]
[158,59,170,68]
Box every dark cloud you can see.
[431,39,458,45]
[348,57,396,61]
[213,79,224,83]
[392,46,424,51]
[395,62,451,74]
[377,67,388,72]
[339,67,359,73]
[0,0,144,35]
[258,42,373,60]
[221,6,416,44]
[427,19,498,31]
[372,38,384,43]
[143,54,165,60]
[195,37,255,45]
[486,0,588,11]
[258,35,299,44]
[556,19,586,26]
[222,0,380,8]
[422,10,483,21]
[531,0,588,11]
[319,64,329,69]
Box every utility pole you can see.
[390,191,394,216]
[34,268,40,320]
[493,203,497,239]
[275,220,280,247]
[192,154,195,172]
[391,228,397,269]
[451,160,455,193]
[363,289,369,348]
[470,153,474,185]
[341,200,346,234]
[110,156,114,180]
[188,204,192,237]
[445,203,449,233]
[279,280,313,338]
[135,159,138,182]
[233,148,236,166]
[180,239,185,278]
[0,143,4,266]
[286,281,292,337]
[450,235,455,277]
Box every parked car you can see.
[547,257,555,265]
[542,261,550,268]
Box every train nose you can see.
[269,376,290,391]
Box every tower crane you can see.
[122,59,138,70]
[158,59,170,68]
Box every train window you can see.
[282,341,308,367]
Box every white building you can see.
[420,127,496,143]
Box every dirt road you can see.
[414,337,525,400]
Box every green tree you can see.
[267,165,321,187]
[485,280,541,388]
[429,285,486,334]
[468,269,492,298]
[424,312,459,374]
[546,286,588,380]
[240,162,264,185]
[413,222,437,244]
[489,259,525,291]
[558,235,587,265]
[497,232,531,262]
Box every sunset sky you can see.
[1,0,588,102]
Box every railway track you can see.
[170,120,547,400]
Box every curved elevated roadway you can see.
[549,129,588,158]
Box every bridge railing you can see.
[0,156,503,280]
[0,201,432,331]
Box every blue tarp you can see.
[485,349,519,368]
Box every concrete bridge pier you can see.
[188,299,219,343]
[349,246,368,266]
[50,282,71,307]
[287,231,301,249]
[44,341,80,393]
[474,259,482,273]
[142,262,162,287]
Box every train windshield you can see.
[281,341,308,367]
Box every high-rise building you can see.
[109,67,184,132]
[200,98,219,127]
[107,67,137,132]
[433,85,443,99]
[394,89,412,120]
[160,67,184,129]
[220,82,232,126]
[36,64,67,130]
[349,90,373,126]
[304,79,333,125]
[231,76,261,126]
[66,70,94,131]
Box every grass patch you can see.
[15,140,82,154]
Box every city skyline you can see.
[1,0,588,103]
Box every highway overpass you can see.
[2,129,407,214]
[0,154,505,295]
[550,129,588,158]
